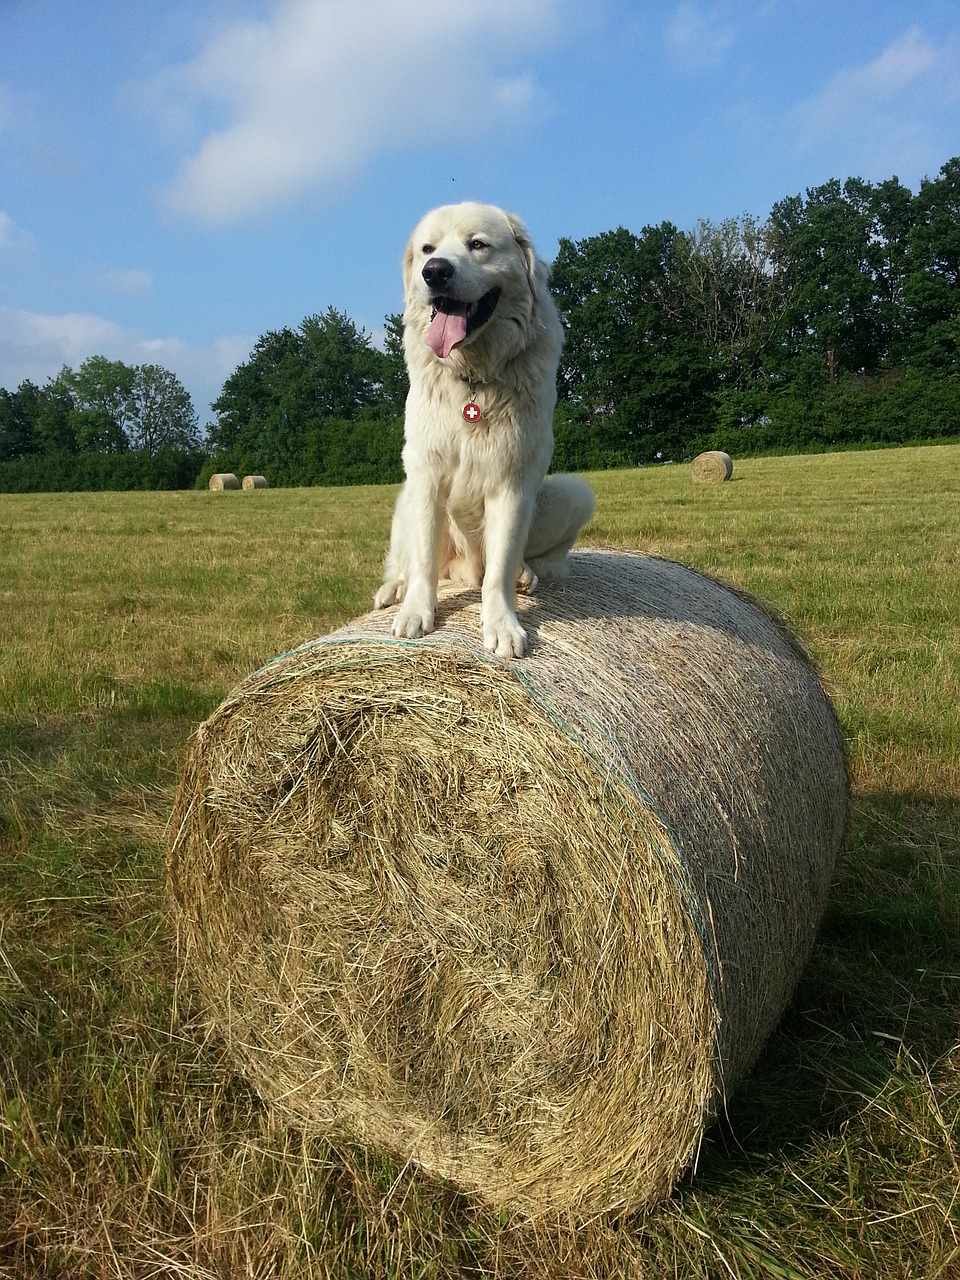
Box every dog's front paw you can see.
[482,607,528,658]
[392,602,435,640]
[375,579,406,609]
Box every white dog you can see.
[374,202,594,657]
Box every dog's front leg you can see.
[391,476,442,640]
[480,487,533,658]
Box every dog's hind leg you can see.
[524,474,595,580]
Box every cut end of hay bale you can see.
[242,474,268,489]
[208,472,240,490]
[167,551,847,1219]
[691,451,733,483]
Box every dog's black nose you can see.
[422,257,455,290]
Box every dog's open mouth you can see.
[426,289,500,359]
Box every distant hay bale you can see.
[167,550,847,1219]
[242,475,268,489]
[208,472,240,491]
[691,450,733,483]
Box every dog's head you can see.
[403,203,545,361]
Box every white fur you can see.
[374,202,594,658]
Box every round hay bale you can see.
[691,450,733,483]
[167,550,847,1218]
[208,472,240,491]
[242,474,268,489]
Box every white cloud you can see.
[96,267,155,297]
[136,334,254,416]
[789,27,960,178]
[665,3,735,70]
[0,210,32,251]
[148,0,564,225]
[0,308,123,375]
[0,305,251,419]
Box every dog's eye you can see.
[421,243,435,255]
[469,239,488,252]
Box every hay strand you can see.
[208,472,240,491]
[691,451,733,483]
[167,550,847,1218]
[242,474,268,489]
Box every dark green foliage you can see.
[552,223,717,465]
[0,359,202,492]
[553,157,960,468]
[55,356,135,455]
[380,311,409,416]
[0,447,207,493]
[696,369,960,458]
[197,413,404,490]
[204,308,404,487]
[126,364,202,455]
[0,380,74,461]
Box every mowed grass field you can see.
[1,442,958,1279]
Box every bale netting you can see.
[242,474,268,489]
[691,450,733,483]
[167,550,847,1219]
[208,472,240,491]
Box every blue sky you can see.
[1,0,958,425]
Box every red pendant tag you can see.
[462,402,482,423]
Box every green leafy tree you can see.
[903,158,960,371]
[126,364,200,455]
[551,223,716,463]
[0,381,43,460]
[46,357,200,458]
[209,326,302,462]
[862,175,917,366]
[769,179,883,379]
[33,380,79,455]
[381,312,408,416]
[54,356,133,453]
[210,308,393,483]
[0,358,204,491]
[299,308,385,418]
[671,214,796,401]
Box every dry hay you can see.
[691,450,733,483]
[242,474,268,489]
[208,472,240,491]
[167,550,847,1219]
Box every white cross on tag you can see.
[462,402,482,423]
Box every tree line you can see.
[2,157,958,491]
[551,157,960,466]
[0,357,204,491]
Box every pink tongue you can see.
[426,306,468,359]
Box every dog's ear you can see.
[402,236,415,300]
[506,212,542,317]
[506,212,537,287]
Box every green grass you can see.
[1,444,959,1278]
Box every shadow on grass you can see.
[693,786,960,1178]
